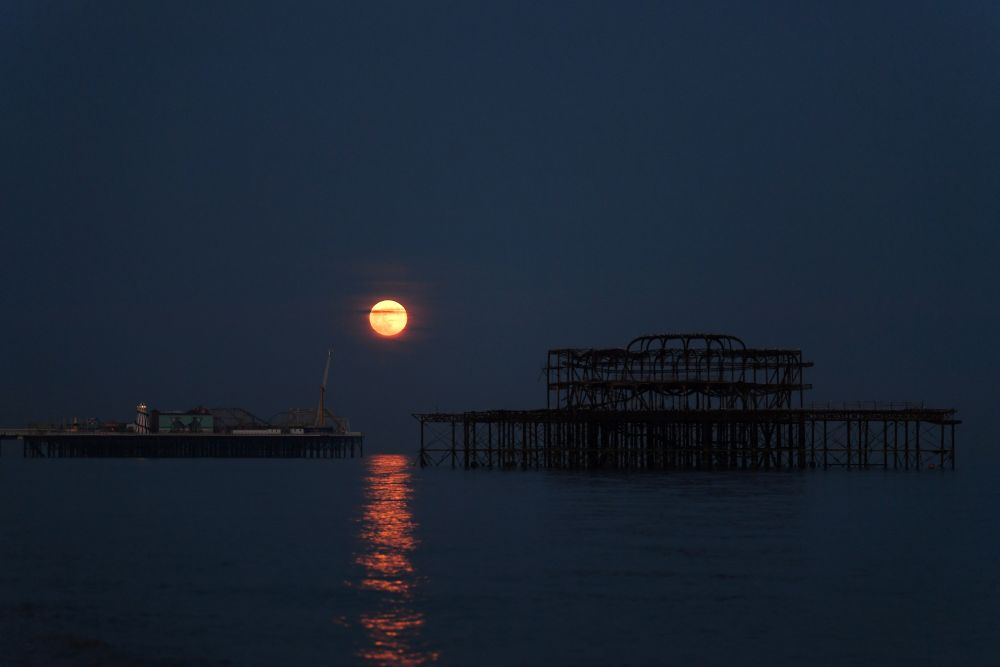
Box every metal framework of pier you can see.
[2,431,363,459]
[417,334,959,470]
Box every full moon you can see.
[369,299,408,337]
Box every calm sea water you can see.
[1,444,997,666]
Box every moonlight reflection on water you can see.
[354,455,438,666]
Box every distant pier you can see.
[0,351,365,460]
[416,333,959,471]
[0,431,362,459]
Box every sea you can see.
[1,444,997,666]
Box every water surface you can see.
[0,448,996,665]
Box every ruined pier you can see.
[416,334,958,470]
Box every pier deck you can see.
[416,407,958,471]
[0,432,363,459]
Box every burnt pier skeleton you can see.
[416,334,958,470]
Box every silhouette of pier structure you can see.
[0,406,362,459]
[5,432,362,459]
[416,334,958,470]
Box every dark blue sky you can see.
[2,2,997,455]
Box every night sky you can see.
[2,2,997,456]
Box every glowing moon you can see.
[369,300,408,336]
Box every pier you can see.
[1,431,362,459]
[0,352,364,460]
[416,406,956,470]
[417,333,959,470]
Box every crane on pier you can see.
[314,349,332,427]
[269,349,350,433]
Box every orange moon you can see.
[369,300,408,336]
